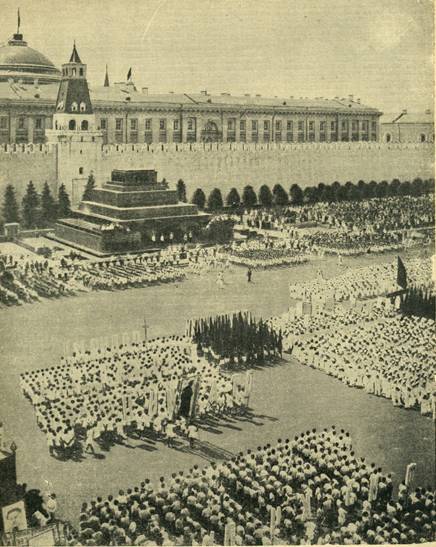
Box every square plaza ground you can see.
[0,247,434,527]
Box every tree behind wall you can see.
[226,188,241,209]
[58,184,71,218]
[289,184,303,205]
[41,182,57,224]
[207,188,224,211]
[82,172,96,201]
[242,185,257,208]
[177,179,187,202]
[272,184,289,206]
[2,184,19,223]
[21,181,40,229]
[258,185,273,207]
[191,188,206,210]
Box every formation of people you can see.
[77,427,434,545]
[287,308,435,416]
[288,257,432,303]
[20,335,254,459]
[218,239,309,269]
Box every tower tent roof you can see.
[69,43,82,64]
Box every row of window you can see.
[0,117,45,130]
[100,117,377,133]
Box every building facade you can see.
[0,28,383,146]
[381,110,434,144]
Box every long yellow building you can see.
[0,27,382,146]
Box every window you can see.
[159,119,166,131]
[286,120,293,132]
[187,118,195,131]
[71,102,78,112]
[308,121,315,132]
[361,121,368,131]
[331,121,336,132]
[100,119,107,130]
[352,121,358,132]
[79,102,86,112]
[173,119,179,131]
[79,68,84,76]
[115,118,123,131]
[227,118,235,131]
[130,119,138,131]
[420,134,426,142]
[72,68,76,76]
[251,120,258,132]
[145,119,152,131]
[371,121,377,131]
[385,133,391,143]
[0,117,7,129]
[34,118,43,130]
[81,120,88,130]
[320,121,326,132]
[298,121,304,132]
[286,132,293,142]
[341,120,347,131]
[240,120,246,131]
[79,167,84,175]
[275,120,281,131]
[264,120,270,131]
[69,120,76,130]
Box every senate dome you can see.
[0,33,61,84]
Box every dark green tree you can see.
[177,179,187,202]
[207,188,223,211]
[191,188,206,210]
[375,180,389,198]
[357,180,369,200]
[289,183,303,205]
[21,181,40,228]
[57,184,71,218]
[411,177,424,196]
[320,184,334,202]
[273,184,289,206]
[2,184,19,223]
[258,185,273,207]
[331,181,342,202]
[40,182,57,224]
[242,185,257,208]
[303,186,318,204]
[389,178,401,196]
[226,188,241,209]
[345,181,359,201]
[82,172,96,201]
[399,180,411,196]
[367,180,378,198]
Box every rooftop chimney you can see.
[142,87,148,95]
[200,90,208,95]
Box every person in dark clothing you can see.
[247,269,252,283]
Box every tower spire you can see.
[104,64,110,87]
[17,8,21,34]
[69,42,82,63]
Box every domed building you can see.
[0,18,382,146]
[0,33,61,84]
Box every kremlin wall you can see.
[0,141,433,207]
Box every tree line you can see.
[2,181,72,229]
[175,177,434,212]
